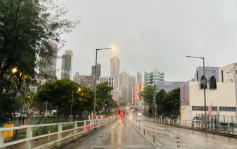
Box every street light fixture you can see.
[94,48,116,118]
[186,56,207,128]
[11,67,18,73]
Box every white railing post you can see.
[25,127,33,149]
[57,124,62,147]
[90,120,93,131]
[84,120,87,133]
[74,121,77,140]
[0,131,4,148]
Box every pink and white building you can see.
[133,82,144,105]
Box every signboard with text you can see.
[4,124,14,139]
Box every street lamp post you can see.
[186,56,207,129]
[94,48,115,118]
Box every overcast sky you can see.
[55,0,237,81]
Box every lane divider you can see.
[153,128,155,144]
[177,136,181,148]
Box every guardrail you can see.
[153,118,237,136]
[0,117,116,149]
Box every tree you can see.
[0,0,76,122]
[163,88,180,118]
[140,86,156,106]
[155,88,180,118]
[35,79,93,116]
[0,93,21,123]
[96,82,113,112]
[156,89,166,115]
[0,0,77,93]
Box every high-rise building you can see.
[78,75,94,89]
[119,72,136,104]
[134,82,144,105]
[128,75,136,105]
[110,55,120,87]
[144,70,164,87]
[119,71,129,103]
[99,77,117,100]
[73,72,80,82]
[137,72,142,82]
[92,64,101,81]
[39,41,58,82]
[61,50,72,79]
[120,71,129,87]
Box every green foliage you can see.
[96,82,116,111]
[0,0,77,93]
[35,80,117,116]
[35,79,93,116]
[156,89,166,115]
[0,93,21,123]
[140,86,156,106]
[156,88,180,118]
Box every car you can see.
[14,112,21,117]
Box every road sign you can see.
[4,124,14,139]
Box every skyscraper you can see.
[137,72,142,82]
[39,41,58,82]
[119,72,136,104]
[92,64,101,81]
[61,50,72,79]
[119,71,129,103]
[144,70,164,87]
[73,72,80,82]
[110,55,120,87]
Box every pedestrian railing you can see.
[0,117,116,149]
[153,118,237,136]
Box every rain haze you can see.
[55,0,237,81]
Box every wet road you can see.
[130,112,237,149]
[63,109,237,149]
[63,118,155,149]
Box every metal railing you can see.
[0,117,116,149]
[153,118,237,136]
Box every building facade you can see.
[99,77,117,100]
[61,50,72,79]
[134,82,144,105]
[119,71,129,103]
[92,64,101,81]
[73,72,80,83]
[78,75,94,89]
[137,72,142,82]
[39,41,58,82]
[144,70,164,87]
[180,63,237,123]
[194,66,219,82]
[154,81,185,93]
[110,55,120,87]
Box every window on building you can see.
[192,106,208,111]
[221,70,224,82]
[212,106,217,111]
[209,76,217,89]
[219,107,236,111]
[200,75,207,89]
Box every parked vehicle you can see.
[14,112,21,117]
